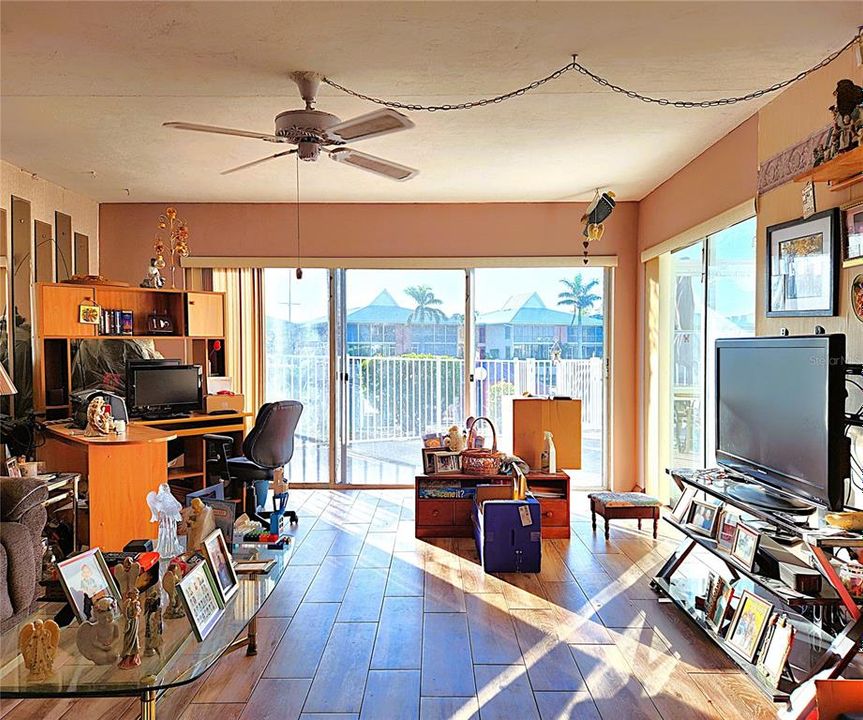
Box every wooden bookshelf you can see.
[33,282,226,418]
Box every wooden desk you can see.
[38,424,176,550]
[132,412,251,496]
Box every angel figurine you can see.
[181,497,216,551]
[147,483,183,558]
[143,591,163,657]
[161,563,186,619]
[19,618,60,681]
[115,558,142,669]
[76,596,121,665]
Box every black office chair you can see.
[204,400,304,524]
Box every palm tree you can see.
[404,285,447,324]
[558,276,600,358]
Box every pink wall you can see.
[100,201,639,490]
[637,115,758,253]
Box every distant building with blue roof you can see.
[269,289,603,360]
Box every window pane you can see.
[705,217,757,465]
[668,242,705,471]
[264,268,329,483]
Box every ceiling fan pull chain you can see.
[322,28,861,112]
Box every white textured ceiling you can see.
[1,1,860,203]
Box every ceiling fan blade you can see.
[328,109,414,143]
[329,148,417,181]
[164,121,282,142]
[221,150,296,175]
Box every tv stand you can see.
[654,468,863,716]
[725,482,816,515]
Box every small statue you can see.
[162,563,186,619]
[147,483,183,559]
[444,425,467,453]
[140,257,165,289]
[18,618,60,681]
[115,558,143,669]
[181,497,217,552]
[76,596,121,665]
[84,396,115,437]
[143,591,163,657]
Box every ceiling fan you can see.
[164,71,418,181]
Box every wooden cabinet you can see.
[37,283,97,338]
[186,291,225,338]
[414,472,570,539]
[512,398,582,470]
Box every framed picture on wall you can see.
[766,208,840,317]
[843,200,863,268]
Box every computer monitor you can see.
[128,364,202,416]
[125,358,180,399]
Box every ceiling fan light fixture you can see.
[328,108,415,143]
[329,148,417,181]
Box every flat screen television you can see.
[125,358,180,398]
[127,364,202,416]
[715,334,849,511]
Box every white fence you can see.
[266,355,604,444]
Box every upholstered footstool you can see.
[588,491,661,540]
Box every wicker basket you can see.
[461,416,505,476]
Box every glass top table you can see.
[0,541,291,719]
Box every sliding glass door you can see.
[264,268,330,484]
[660,217,756,494]
[473,267,607,488]
[341,269,466,485]
[263,263,612,487]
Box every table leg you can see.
[247,615,258,656]
[141,689,157,720]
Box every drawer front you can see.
[453,499,474,526]
[538,499,569,527]
[417,500,454,526]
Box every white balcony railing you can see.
[266,355,604,444]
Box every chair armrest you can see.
[0,478,48,523]
[203,434,235,445]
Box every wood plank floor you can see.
[0,489,781,720]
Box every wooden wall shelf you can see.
[794,145,863,192]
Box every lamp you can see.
[0,363,17,397]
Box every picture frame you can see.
[686,499,721,538]
[78,302,101,325]
[707,579,735,634]
[422,447,441,474]
[177,559,225,642]
[843,199,863,268]
[56,547,121,623]
[5,456,21,477]
[756,614,795,688]
[704,573,723,620]
[670,486,696,523]
[716,510,739,553]
[766,208,840,317]
[234,558,276,575]
[201,528,239,604]
[725,590,773,662]
[431,451,461,474]
[731,522,761,570]
[851,273,863,325]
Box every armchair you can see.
[0,477,48,631]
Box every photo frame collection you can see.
[700,577,792,688]
[422,447,462,475]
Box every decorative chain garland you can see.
[322,29,862,112]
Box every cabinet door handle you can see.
[543,511,553,518]
[431,509,440,516]
[189,300,195,305]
